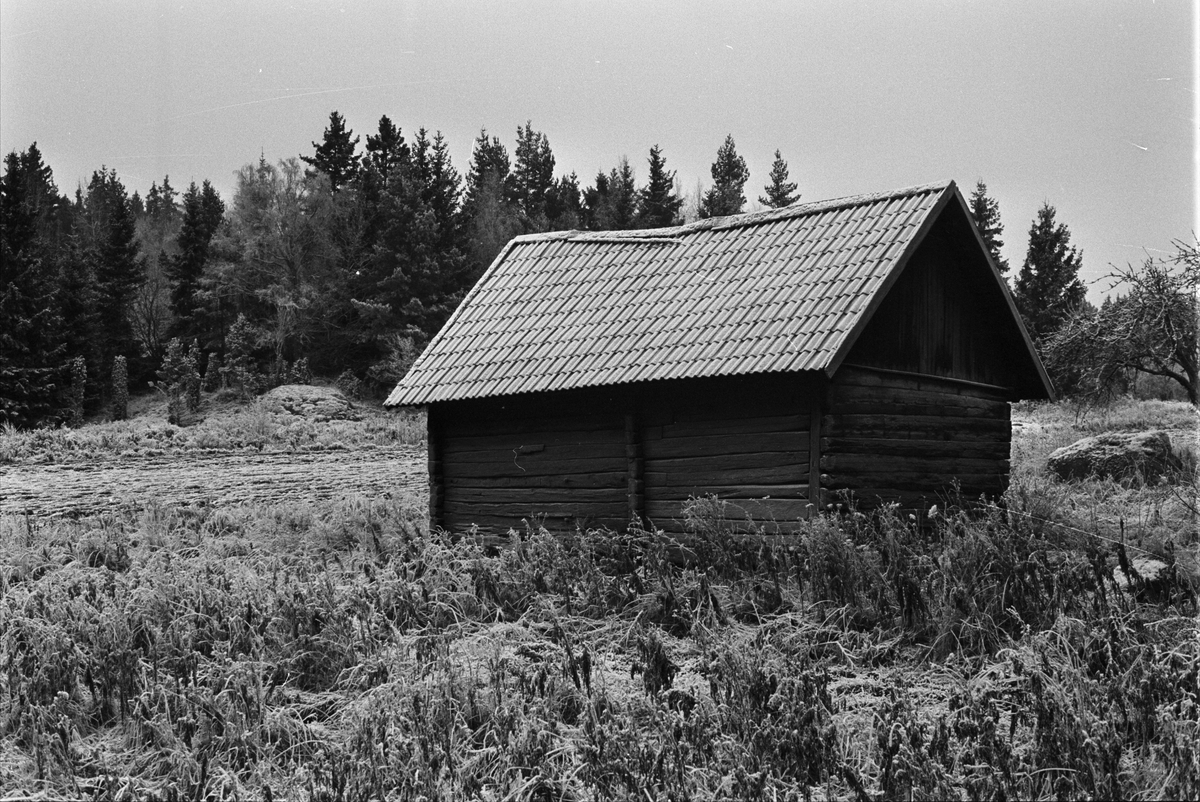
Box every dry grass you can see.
[0,396,1197,800]
[0,388,424,465]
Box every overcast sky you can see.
[1,0,1193,302]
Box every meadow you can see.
[0,393,1196,800]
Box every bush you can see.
[110,355,128,421]
[66,356,85,428]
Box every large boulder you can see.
[1047,430,1180,483]
[257,384,360,422]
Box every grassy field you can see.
[0,393,1196,800]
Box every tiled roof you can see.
[386,181,954,406]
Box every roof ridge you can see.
[511,180,953,245]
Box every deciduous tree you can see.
[1045,241,1199,405]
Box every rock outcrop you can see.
[1046,430,1180,483]
[257,385,360,422]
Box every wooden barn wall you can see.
[820,365,1011,509]
[845,201,1033,394]
[638,373,818,534]
[432,387,630,536]
[430,373,821,536]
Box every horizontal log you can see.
[445,500,626,520]
[441,442,624,465]
[645,497,817,523]
[442,456,627,478]
[827,383,1010,412]
[445,487,624,504]
[645,465,809,486]
[823,413,1011,431]
[644,451,808,473]
[821,471,1007,491]
[442,427,624,453]
[643,431,809,460]
[825,400,1008,419]
[440,471,627,490]
[834,365,1011,399]
[819,454,1009,472]
[641,413,809,441]
[647,483,809,499]
[821,440,1010,461]
[444,413,623,439]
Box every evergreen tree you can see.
[301,110,360,192]
[462,129,520,276]
[700,134,749,218]
[364,115,409,187]
[0,147,65,427]
[85,168,143,396]
[1013,202,1086,342]
[412,129,463,251]
[584,158,637,231]
[759,150,799,208]
[968,180,1009,274]
[509,121,556,230]
[637,145,683,229]
[546,173,583,230]
[168,180,225,344]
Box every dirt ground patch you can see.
[1,446,427,516]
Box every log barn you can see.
[385,180,1053,535]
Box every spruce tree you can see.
[168,181,225,344]
[86,168,143,397]
[546,173,583,230]
[637,145,683,229]
[584,159,638,231]
[0,147,65,427]
[462,129,520,276]
[364,115,409,187]
[301,110,360,191]
[1013,202,1086,342]
[700,134,749,218]
[968,180,1009,274]
[509,121,556,231]
[759,150,799,208]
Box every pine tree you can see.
[1013,202,1086,342]
[700,134,749,218]
[301,111,361,191]
[637,145,683,229]
[968,180,1009,274]
[759,150,799,208]
[509,121,556,231]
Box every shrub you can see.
[202,352,222,392]
[110,355,128,421]
[66,356,86,428]
[185,339,202,411]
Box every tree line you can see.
[1,116,1194,428]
